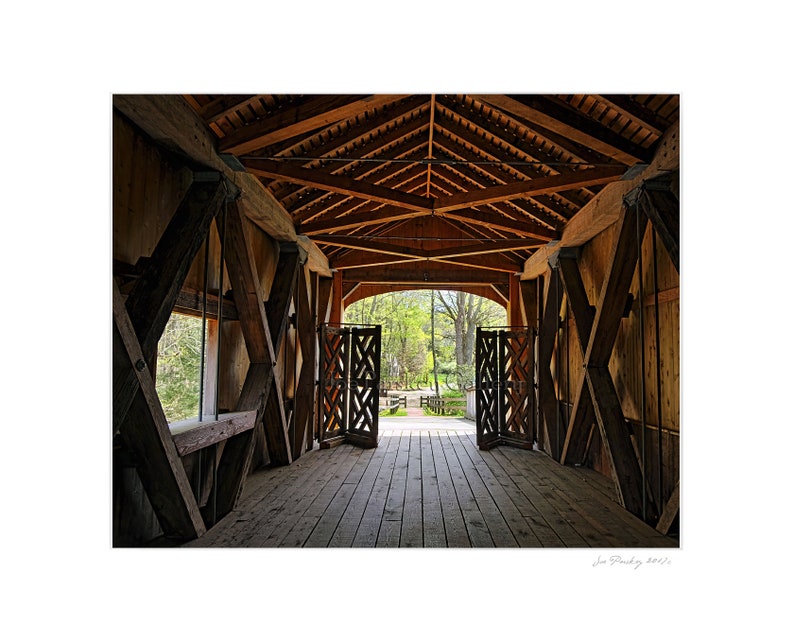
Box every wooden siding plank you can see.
[400,433,425,547]
[242,444,355,547]
[449,434,518,547]
[440,431,494,547]
[420,433,446,547]
[455,435,541,546]
[186,425,678,548]
[353,435,400,546]
[379,433,409,543]
[328,440,391,546]
[429,432,471,547]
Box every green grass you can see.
[380,407,407,417]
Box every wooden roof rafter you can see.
[179,92,679,296]
[267,109,432,203]
[471,94,653,165]
[436,95,612,178]
[218,94,411,156]
[289,142,430,221]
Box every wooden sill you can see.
[170,411,256,456]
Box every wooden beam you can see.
[561,205,649,516]
[431,254,524,273]
[270,95,430,175]
[113,95,300,243]
[594,95,671,137]
[509,274,523,327]
[554,251,594,353]
[298,204,418,234]
[219,95,408,155]
[173,287,237,321]
[114,179,225,432]
[317,276,333,325]
[210,216,297,517]
[315,235,542,262]
[490,283,509,304]
[292,266,317,456]
[125,177,225,363]
[585,366,646,514]
[221,200,274,363]
[266,243,301,356]
[537,268,564,459]
[472,95,651,165]
[554,250,597,466]
[429,148,576,225]
[331,250,421,270]
[274,116,429,203]
[585,206,648,366]
[113,282,206,541]
[522,122,679,280]
[330,271,343,323]
[656,479,680,535]
[341,263,511,285]
[519,278,538,328]
[213,362,281,517]
[291,146,428,223]
[434,167,626,213]
[436,97,609,179]
[171,411,257,456]
[640,183,679,274]
[245,159,433,212]
[296,235,332,277]
[442,209,558,241]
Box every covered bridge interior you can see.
[112,93,680,547]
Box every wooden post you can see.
[508,273,523,327]
[293,264,317,456]
[519,279,538,329]
[537,268,563,458]
[329,271,343,323]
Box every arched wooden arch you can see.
[343,283,507,310]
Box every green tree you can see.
[435,291,506,390]
[155,313,204,421]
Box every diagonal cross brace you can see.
[114,176,226,432]
[560,204,649,516]
[553,249,598,466]
[113,282,206,541]
[209,205,299,519]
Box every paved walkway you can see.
[379,415,475,433]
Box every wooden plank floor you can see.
[185,419,677,548]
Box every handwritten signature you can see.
[592,554,672,570]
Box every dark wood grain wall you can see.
[113,111,290,545]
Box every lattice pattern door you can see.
[475,327,536,450]
[476,329,501,449]
[346,326,381,448]
[318,324,381,449]
[318,325,349,445]
[500,329,535,447]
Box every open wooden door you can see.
[318,324,381,449]
[475,327,535,450]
